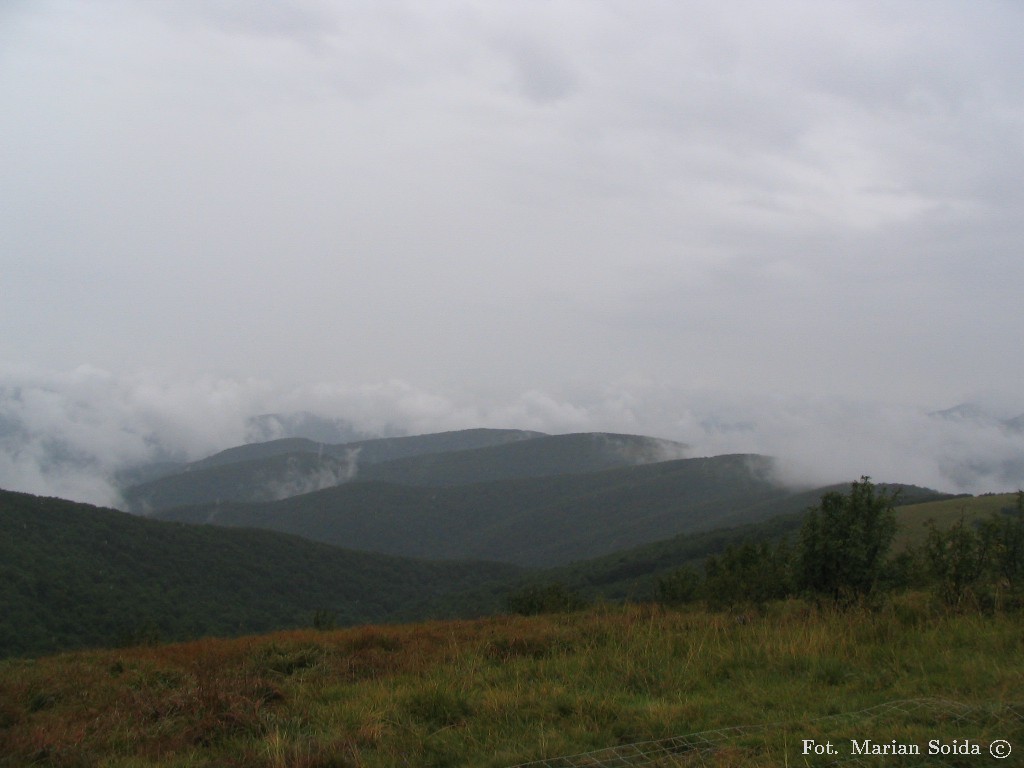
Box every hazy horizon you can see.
[1,365,1022,508]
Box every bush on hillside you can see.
[505,583,587,616]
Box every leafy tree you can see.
[925,512,988,610]
[797,477,897,604]
[977,490,1024,608]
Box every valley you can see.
[1,426,1019,767]
[0,427,967,657]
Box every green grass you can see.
[2,597,1021,767]
[893,493,1017,550]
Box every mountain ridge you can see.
[121,430,683,512]
[122,427,546,511]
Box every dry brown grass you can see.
[1,600,1021,767]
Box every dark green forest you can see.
[3,480,996,659]
[151,454,831,566]
[3,429,1016,660]
[122,431,681,512]
[0,490,521,657]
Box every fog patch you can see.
[1,366,1022,505]
[594,434,690,465]
[674,396,1024,495]
[0,366,266,507]
[244,412,379,445]
[262,448,360,502]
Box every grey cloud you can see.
[186,0,339,45]
[2,1,1022,492]
[494,35,578,104]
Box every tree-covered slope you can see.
[154,454,825,567]
[122,452,360,512]
[535,482,953,600]
[357,432,688,487]
[0,489,523,658]
[122,428,546,511]
[195,427,546,471]
[421,483,956,617]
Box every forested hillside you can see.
[0,490,522,658]
[122,428,545,511]
[153,454,803,565]
[122,431,682,512]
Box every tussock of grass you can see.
[0,599,1021,767]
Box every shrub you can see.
[505,583,587,616]
[657,566,701,605]
[702,541,794,608]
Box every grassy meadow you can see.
[1,597,1021,767]
[892,492,1018,549]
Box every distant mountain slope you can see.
[188,437,328,471]
[0,489,523,658]
[358,432,688,486]
[195,427,546,470]
[154,454,831,567]
[121,452,353,511]
[115,412,382,487]
[122,428,544,512]
[244,411,376,445]
[122,430,679,513]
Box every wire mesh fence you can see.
[506,698,1024,767]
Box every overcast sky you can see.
[2,1,1023,504]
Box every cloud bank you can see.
[1,367,1021,508]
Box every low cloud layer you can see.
[1,367,1021,508]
